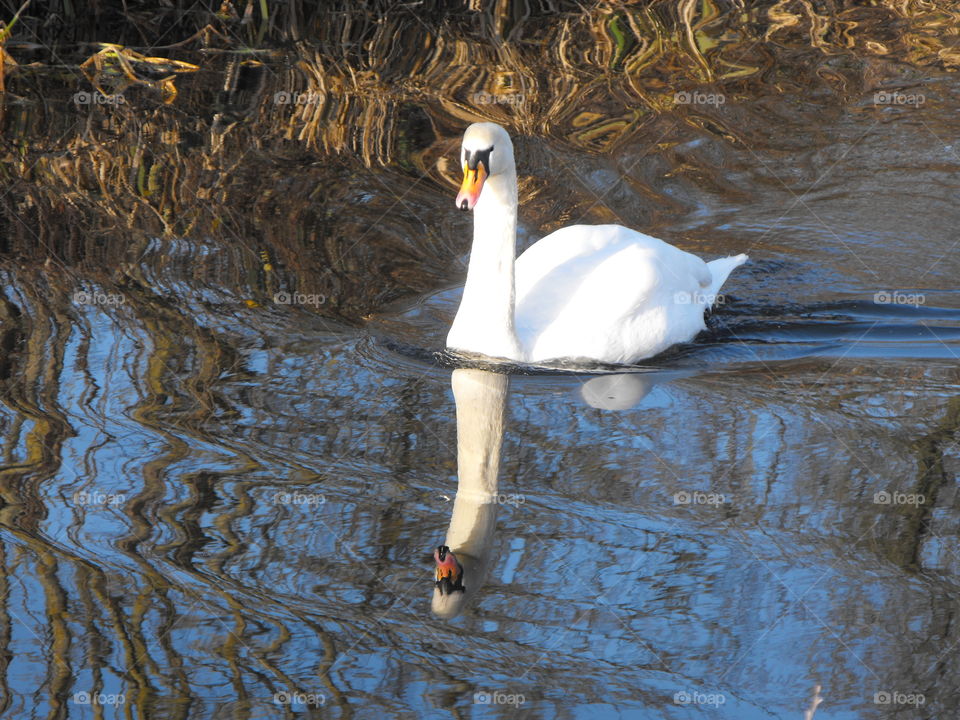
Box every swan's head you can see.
[434,545,464,595]
[432,544,480,620]
[456,122,515,211]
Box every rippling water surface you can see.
[1,1,959,718]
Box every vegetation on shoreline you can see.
[0,0,956,322]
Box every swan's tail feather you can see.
[705,253,748,307]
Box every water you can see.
[1,2,959,718]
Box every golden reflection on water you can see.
[1,1,955,324]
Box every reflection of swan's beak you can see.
[434,545,464,595]
[456,163,487,211]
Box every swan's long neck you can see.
[432,369,509,619]
[447,172,523,361]
[446,368,508,547]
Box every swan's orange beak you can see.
[456,162,487,211]
[434,545,464,594]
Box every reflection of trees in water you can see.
[0,257,489,714]
[0,265,957,711]
[0,274,342,716]
[902,394,960,568]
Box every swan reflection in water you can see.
[432,368,509,619]
[432,366,679,619]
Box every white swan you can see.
[433,368,508,620]
[447,122,748,365]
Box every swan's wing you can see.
[514,224,714,363]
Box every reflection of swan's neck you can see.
[432,369,509,619]
[447,172,523,361]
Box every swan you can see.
[447,122,748,365]
[433,368,509,619]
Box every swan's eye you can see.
[465,146,493,174]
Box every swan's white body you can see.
[447,123,747,365]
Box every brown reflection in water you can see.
[900,394,960,569]
[0,263,361,717]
